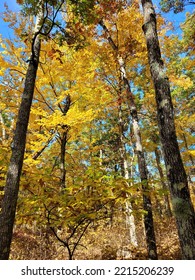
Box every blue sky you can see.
[0,0,194,39]
[0,0,20,38]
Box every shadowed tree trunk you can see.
[141,0,195,259]
[0,2,44,260]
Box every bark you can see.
[0,3,44,260]
[99,19,158,259]
[141,0,195,259]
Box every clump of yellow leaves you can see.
[170,74,193,90]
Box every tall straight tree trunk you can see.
[99,19,157,259]
[141,0,195,259]
[0,3,44,260]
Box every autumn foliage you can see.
[0,0,194,259]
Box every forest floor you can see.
[10,214,181,260]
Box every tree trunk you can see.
[99,19,158,259]
[141,0,195,259]
[0,3,44,260]
[0,112,6,141]
[59,94,71,192]
[60,131,68,192]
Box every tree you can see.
[141,0,195,259]
[160,0,195,13]
[0,0,44,260]
[8,34,117,259]
[98,5,158,259]
[0,0,65,260]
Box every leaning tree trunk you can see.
[0,4,44,260]
[99,19,158,259]
[141,0,195,259]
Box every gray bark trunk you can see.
[141,0,195,259]
[0,3,44,260]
